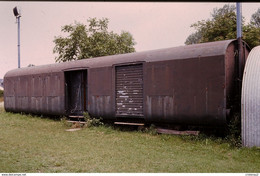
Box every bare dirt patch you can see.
[0,101,3,108]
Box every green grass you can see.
[0,108,259,173]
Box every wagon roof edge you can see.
[4,39,242,78]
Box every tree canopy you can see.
[185,4,260,49]
[53,18,136,63]
[250,8,260,28]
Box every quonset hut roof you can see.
[4,39,246,78]
[242,46,260,147]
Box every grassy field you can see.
[0,106,259,173]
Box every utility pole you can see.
[13,6,21,68]
[236,2,242,81]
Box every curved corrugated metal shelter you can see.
[242,46,260,147]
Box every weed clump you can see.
[83,112,104,128]
[60,116,72,128]
[0,90,3,98]
[140,124,158,135]
[225,112,242,148]
[61,113,104,129]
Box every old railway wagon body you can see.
[4,39,250,127]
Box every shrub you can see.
[225,112,242,148]
[83,112,104,128]
[140,124,158,135]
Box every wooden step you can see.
[69,115,84,118]
[114,122,145,126]
[65,128,82,132]
[156,128,199,136]
[67,120,86,124]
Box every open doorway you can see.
[64,70,88,116]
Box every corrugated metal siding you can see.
[116,64,143,117]
[241,46,260,147]
[4,72,65,115]
[88,67,113,118]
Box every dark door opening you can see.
[65,70,88,116]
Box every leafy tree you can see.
[185,4,260,48]
[185,30,203,45]
[243,24,260,48]
[185,4,237,45]
[53,18,136,63]
[250,8,260,28]
[244,8,260,48]
[27,64,35,67]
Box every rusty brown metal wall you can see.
[225,41,250,113]
[4,77,16,112]
[115,64,144,117]
[88,67,113,118]
[3,39,251,127]
[225,43,236,111]
[144,55,226,126]
[4,72,65,115]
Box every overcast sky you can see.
[0,2,259,78]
